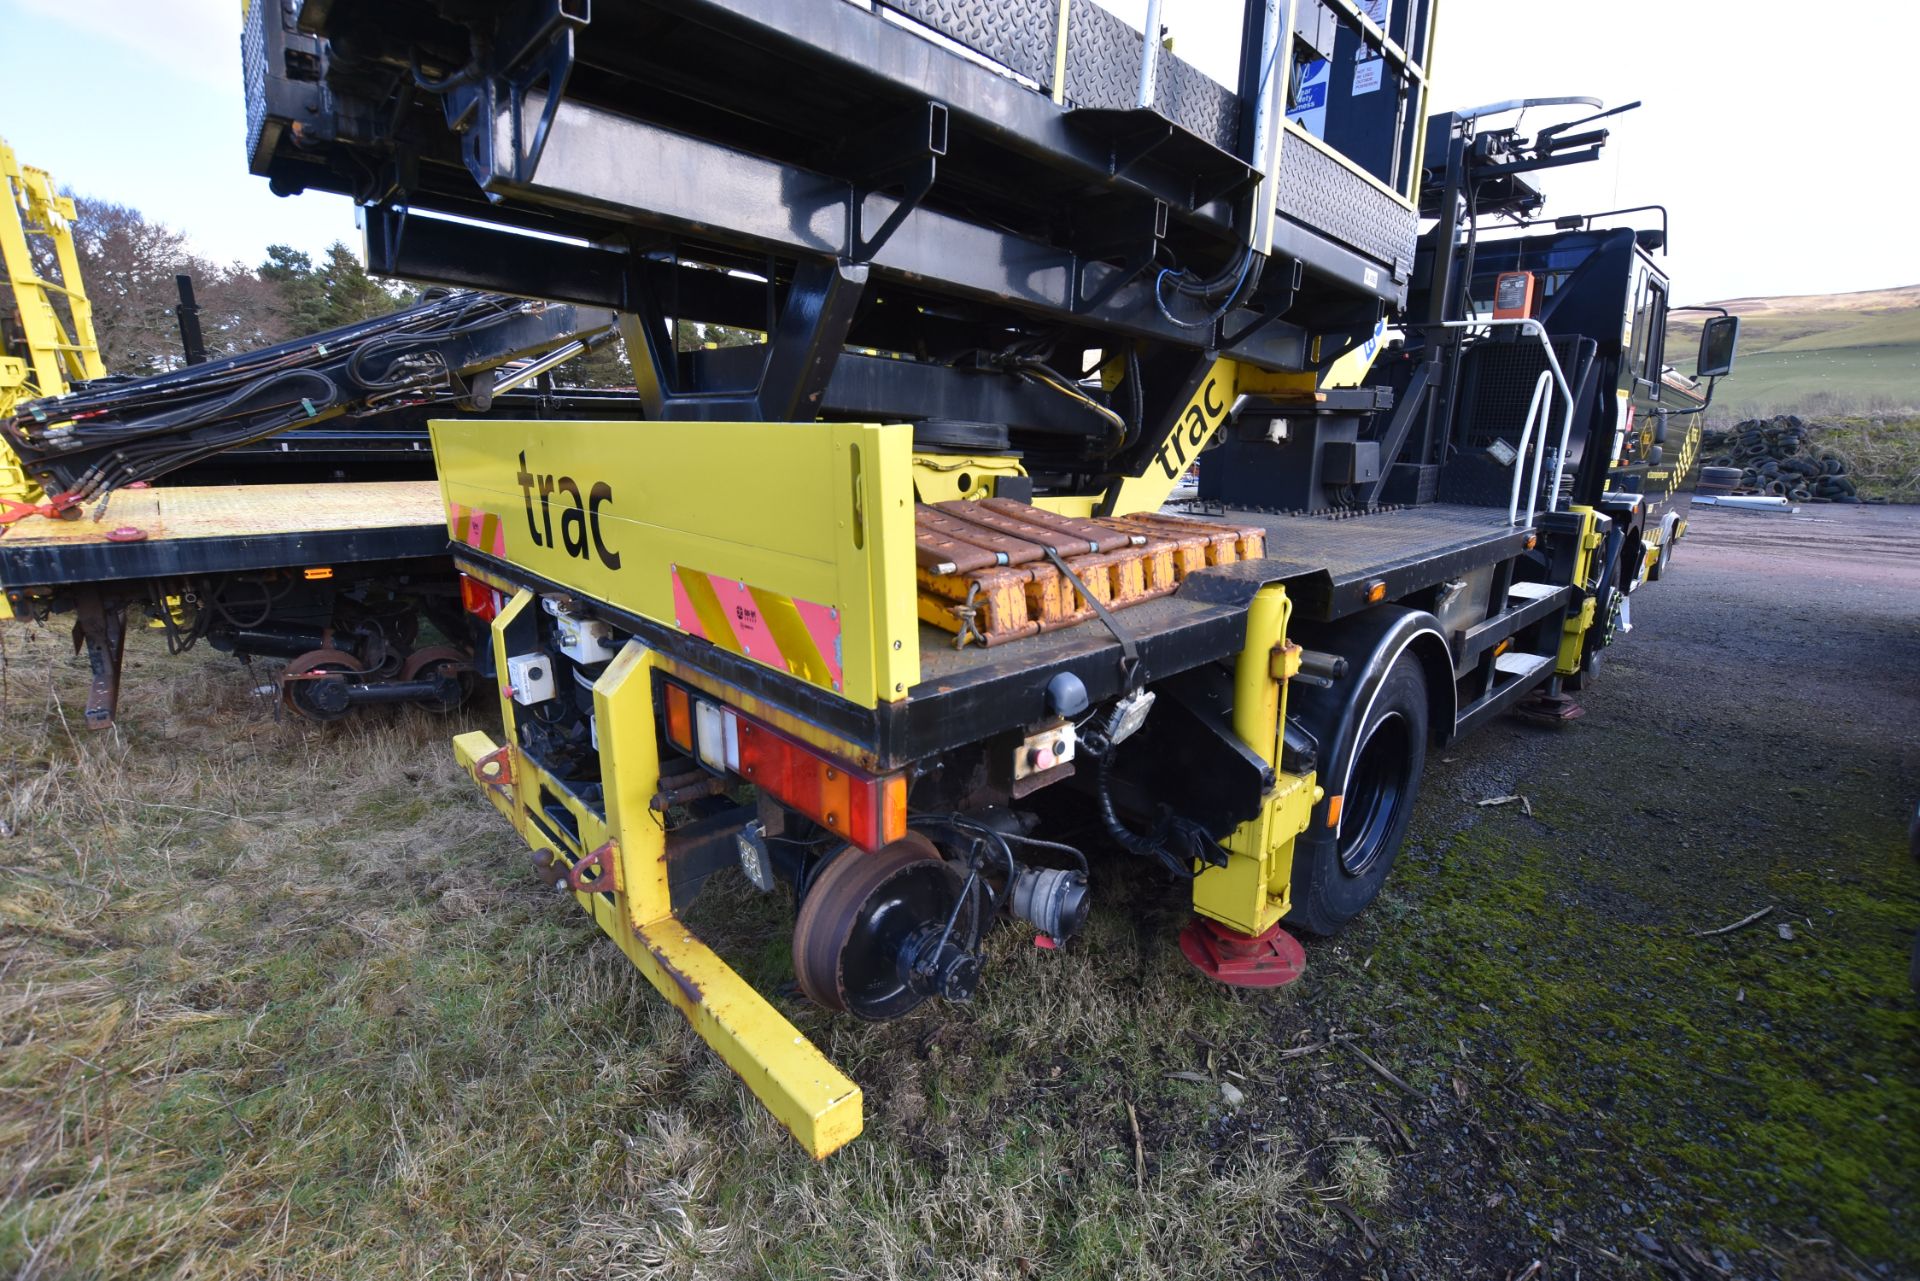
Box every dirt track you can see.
[1345,501,1920,1277]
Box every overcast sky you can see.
[1,0,1913,303]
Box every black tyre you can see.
[1288,654,1429,936]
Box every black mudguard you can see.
[1289,605,1455,854]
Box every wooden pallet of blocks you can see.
[915,499,1268,647]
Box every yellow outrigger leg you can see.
[453,590,863,1158]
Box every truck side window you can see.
[1643,280,1668,400]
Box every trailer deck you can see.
[0,480,446,589]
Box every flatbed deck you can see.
[0,481,448,588]
[907,502,1525,752]
[1168,503,1529,619]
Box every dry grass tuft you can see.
[0,623,1375,1279]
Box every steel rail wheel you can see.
[792,833,978,1020]
[280,648,364,722]
[398,644,474,711]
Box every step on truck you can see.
[243,0,1738,1156]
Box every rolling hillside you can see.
[1672,284,1920,416]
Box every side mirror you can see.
[1697,315,1740,379]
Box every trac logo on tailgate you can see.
[515,450,621,569]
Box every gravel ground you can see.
[1330,501,1920,1278]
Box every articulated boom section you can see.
[1,136,104,517]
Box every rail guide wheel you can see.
[792,833,981,1020]
[280,648,364,722]
[399,644,474,711]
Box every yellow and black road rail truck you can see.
[242,0,1737,1156]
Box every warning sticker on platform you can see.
[1287,59,1330,137]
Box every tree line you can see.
[43,197,635,387]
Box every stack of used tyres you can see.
[1699,415,1860,503]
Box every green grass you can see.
[0,628,1369,1279]
[1764,307,1920,353]
[1666,286,1920,417]
[2,620,1915,1277]
[1712,345,1920,418]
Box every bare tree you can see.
[64,197,198,375]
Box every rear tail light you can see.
[664,684,693,753]
[661,679,906,850]
[460,574,503,623]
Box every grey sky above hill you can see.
[1,0,1909,304]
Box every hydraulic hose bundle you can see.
[1,292,610,509]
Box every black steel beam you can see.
[483,96,1213,346]
[758,259,867,420]
[819,353,1114,440]
[365,210,636,310]
[0,529,450,589]
[653,0,1244,226]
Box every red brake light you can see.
[460,574,500,622]
[661,681,905,850]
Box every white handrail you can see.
[1429,318,1575,526]
[1506,369,1553,526]
[1136,0,1165,108]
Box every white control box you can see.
[506,652,557,705]
[556,617,618,664]
[543,596,620,664]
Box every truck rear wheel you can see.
[1288,654,1429,935]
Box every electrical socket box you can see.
[543,596,620,664]
[556,616,618,664]
[1013,722,1076,781]
[506,652,557,705]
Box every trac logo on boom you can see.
[1153,373,1229,480]
[515,451,621,569]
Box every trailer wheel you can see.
[1290,654,1429,935]
[280,649,364,722]
[399,645,475,711]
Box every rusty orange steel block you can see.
[914,503,1268,647]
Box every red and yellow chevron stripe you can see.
[446,501,506,558]
[671,566,844,695]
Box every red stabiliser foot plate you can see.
[1179,916,1307,988]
